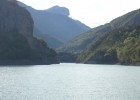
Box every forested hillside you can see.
[77,26,140,65]
[59,9,140,52]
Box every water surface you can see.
[0,63,140,100]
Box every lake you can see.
[0,63,140,100]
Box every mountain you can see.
[77,26,140,65]
[47,5,70,16]
[33,27,63,48]
[18,2,90,48]
[0,0,59,65]
[59,8,140,52]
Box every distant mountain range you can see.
[17,1,140,65]
[18,2,90,48]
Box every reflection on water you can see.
[0,63,140,100]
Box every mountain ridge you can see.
[58,8,140,52]
[18,2,90,48]
[77,25,140,65]
[47,5,70,16]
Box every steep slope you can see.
[77,26,140,65]
[59,8,140,52]
[33,27,63,48]
[18,2,90,48]
[0,0,59,65]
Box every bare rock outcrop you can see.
[0,0,59,65]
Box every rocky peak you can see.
[47,5,70,16]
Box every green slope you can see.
[77,26,140,65]
[33,27,63,48]
[59,8,140,52]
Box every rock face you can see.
[0,0,59,65]
[47,5,70,16]
[0,0,33,37]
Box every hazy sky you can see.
[18,0,140,27]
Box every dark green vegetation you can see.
[58,52,77,63]
[33,27,63,48]
[58,8,140,65]
[77,26,140,65]
[59,8,140,52]
[0,0,59,65]
[18,2,90,48]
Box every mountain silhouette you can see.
[18,2,90,48]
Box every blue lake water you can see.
[0,63,140,100]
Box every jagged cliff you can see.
[0,0,59,65]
